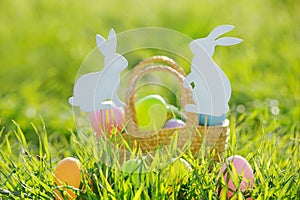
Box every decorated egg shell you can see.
[164,119,186,128]
[122,158,147,185]
[135,94,168,131]
[218,155,255,199]
[199,113,226,126]
[54,157,82,200]
[89,101,125,137]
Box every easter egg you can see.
[199,113,226,126]
[168,158,192,184]
[135,95,167,131]
[122,158,146,185]
[54,157,82,200]
[164,119,185,128]
[218,155,255,199]
[89,101,125,137]
[167,158,192,194]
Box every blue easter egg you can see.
[198,113,226,126]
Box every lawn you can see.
[0,0,299,199]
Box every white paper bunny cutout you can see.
[69,29,128,112]
[183,25,242,116]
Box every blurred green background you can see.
[0,0,299,145]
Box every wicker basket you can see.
[119,56,229,160]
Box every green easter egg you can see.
[135,95,167,131]
[168,158,192,184]
[167,158,192,194]
[122,159,146,185]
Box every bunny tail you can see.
[68,96,78,106]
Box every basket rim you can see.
[122,119,229,139]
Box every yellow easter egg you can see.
[167,158,192,195]
[168,158,192,184]
[54,157,82,200]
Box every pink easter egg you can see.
[89,102,125,137]
[164,119,185,128]
[218,155,254,199]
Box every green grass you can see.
[0,0,299,199]
[0,114,298,199]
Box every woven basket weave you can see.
[120,56,229,160]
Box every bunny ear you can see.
[96,34,105,46]
[208,25,235,39]
[96,34,108,56]
[96,29,117,56]
[215,37,243,46]
[106,28,117,55]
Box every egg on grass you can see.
[121,158,147,185]
[166,158,192,195]
[217,155,255,199]
[54,157,82,200]
[168,158,192,183]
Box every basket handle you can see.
[129,56,186,81]
[125,64,198,133]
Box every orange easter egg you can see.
[54,157,82,200]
